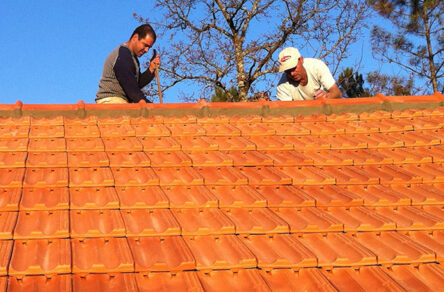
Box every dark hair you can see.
[130,24,156,42]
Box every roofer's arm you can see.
[114,47,149,103]
[314,84,342,99]
[139,53,160,88]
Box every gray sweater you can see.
[96,43,154,103]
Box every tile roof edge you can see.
[0,93,442,119]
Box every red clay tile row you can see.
[19,121,444,140]
[4,206,443,239]
[1,147,442,171]
[1,128,441,153]
[1,231,441,275]
[0,183,442,212]
[10,264,442,292]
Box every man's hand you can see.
[315,84,341,99]
[314,89,328,99]
[149,50,161,73]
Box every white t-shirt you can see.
[276,58,336,101]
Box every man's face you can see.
[132,34,154,57]
[285,57,305,83]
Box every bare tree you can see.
[369,0,443,93]
[366,70,417,95]
[136,0,369,101]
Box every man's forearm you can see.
[139,69,155,88]
[326,84,342,99]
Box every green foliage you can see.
[211,86,240,102]
[338,67,371,98]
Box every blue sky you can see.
[0,0,163,104]
[0,1,413,104]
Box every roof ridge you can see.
[0,93,443,119]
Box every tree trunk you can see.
[423,4,438,92]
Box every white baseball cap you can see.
[278,47,301,72]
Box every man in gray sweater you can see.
[96,24,160,103]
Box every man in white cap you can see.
[276,47,341,101]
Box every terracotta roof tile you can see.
[255,185,315,207]
[222,208,289,234]
[102,137,143,152]
[65,125,100,138]
[271,207,343,233]
[0,138,28,152]
[172,208,234,235]
[241,234,317,268]
[71,237,133,273]
[260,268,336,291]
[209,185,266,208]
[139,136,181,151]
[112,167,159,186]
[353,231,435,264]
[322,266,405,291]
[29,125,64,138]
[9,239,70,276]
[107,151,150,167]
[127,236,195,272]
[0,212,17,239]
[98,124,136,137]
[67,151,109,168]
[0,125,29,139]
[146,151,191,167]
[69,187,119,210]
[387,264,444,291]
[26,152,67,168]
[14,210,69,239]
[69,167,114,187]
[196,166,247,185]
[198,269,269,292]
[116,186,169,209]
[73,273,137,292]
[297,233,377,267]
[208,136,256,151]
[183,235,256,271]
[187,150,233,167]
[70,209,125,238]
[29,138,66,152]
[201,123,241,136]
[66,137,104,152]
[162,186,217,208]
[0,152,27,168]
[8,275,71,291]
[135,272,203,292]
[121,209,181,236]
[155,167,203,186]
[0,188,21,211]
[20,188,69,210]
